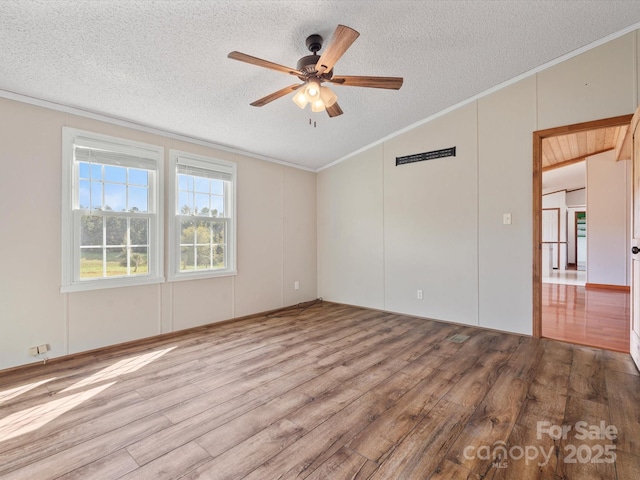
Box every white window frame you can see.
[61,127,164,292]
[168,150,237,281]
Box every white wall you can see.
[586,151,631,286]
[318,30,639,336]
[567,188,586,206]
[0,97,317,369]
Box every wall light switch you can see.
[417,289,423,300]
[503,213,512,225]
[294,281,299,290]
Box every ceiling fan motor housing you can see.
[306,34,323,53]
[297,55,321,75]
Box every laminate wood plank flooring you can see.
[1,301,639,479]
[542,283,630,353]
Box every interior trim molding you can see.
[0,302,316,377]
[321,21,640,173]
[585,283,631,292]
[0,89,316,173]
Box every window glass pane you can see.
[128,186,148,212]
[79,180,91,209]
[105,165,126,183]
[178,191,192,214]
[210,220,225,244]
[195,221,211,246]
[196,246,211,269]
[130,218,148,246]
[195,193,209,214]
[90,163,102,181]
[80,248,103,279]
[81,216,103,246]
[106,217,126,246]
[195,177,210,193]
[211,179,224,195]
[106,248,126,277]
[178,219,227,272]
[180,219,196,244]
[180,246,195,271]
[213,245,225,269]
[130,247,148,274]
[104,183,126,211]
[129,168,148,186]
[211,196,224,217]
[91,182,103,210]
[79,162,90,179]
[178,174,189,191]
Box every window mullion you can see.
[126,217,131,275]
[193,224,198,269]
[102,213,107,278]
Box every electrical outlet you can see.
[37,344,49,354]
[28,346,39,356]
[417,289,423,300]
[294,281,300,290]
[503,213,512,225]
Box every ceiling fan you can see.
[228,25,403,118]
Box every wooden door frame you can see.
[532,114,633,338]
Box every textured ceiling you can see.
[2,1,640,170]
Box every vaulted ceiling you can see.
[542,125,629,170]
[1,1,640,170]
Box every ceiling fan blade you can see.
[315,25,360,74]
[250,84,303,107]
[228,51,303,76]
[330,75,403,90]
[326,102,343,118]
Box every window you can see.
[169,150,236,280]
[62,128,163,292]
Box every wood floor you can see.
[542,283,630,353]
[1,302,639,479]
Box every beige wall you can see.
[0,97,317,369]
[317,146,385,309]
[383,103,479,325]
[318,30,638,336]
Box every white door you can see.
[631,117,640,370]
[542,208,560,270]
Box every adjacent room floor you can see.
[542,270,630,353]
[0,302,638,479]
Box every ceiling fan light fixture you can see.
[292,90,308,109]
[304,78,321,101]
[311,99,326,112]
[319,86,337,107]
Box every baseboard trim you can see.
[0,299,321,378]
[585,283,630,292]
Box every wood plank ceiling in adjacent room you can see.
[542,125,629,170]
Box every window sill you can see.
[167,269,237,283]
[60,275,165,293]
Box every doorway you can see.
[533,114,633,352]
[575,210,586,271]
